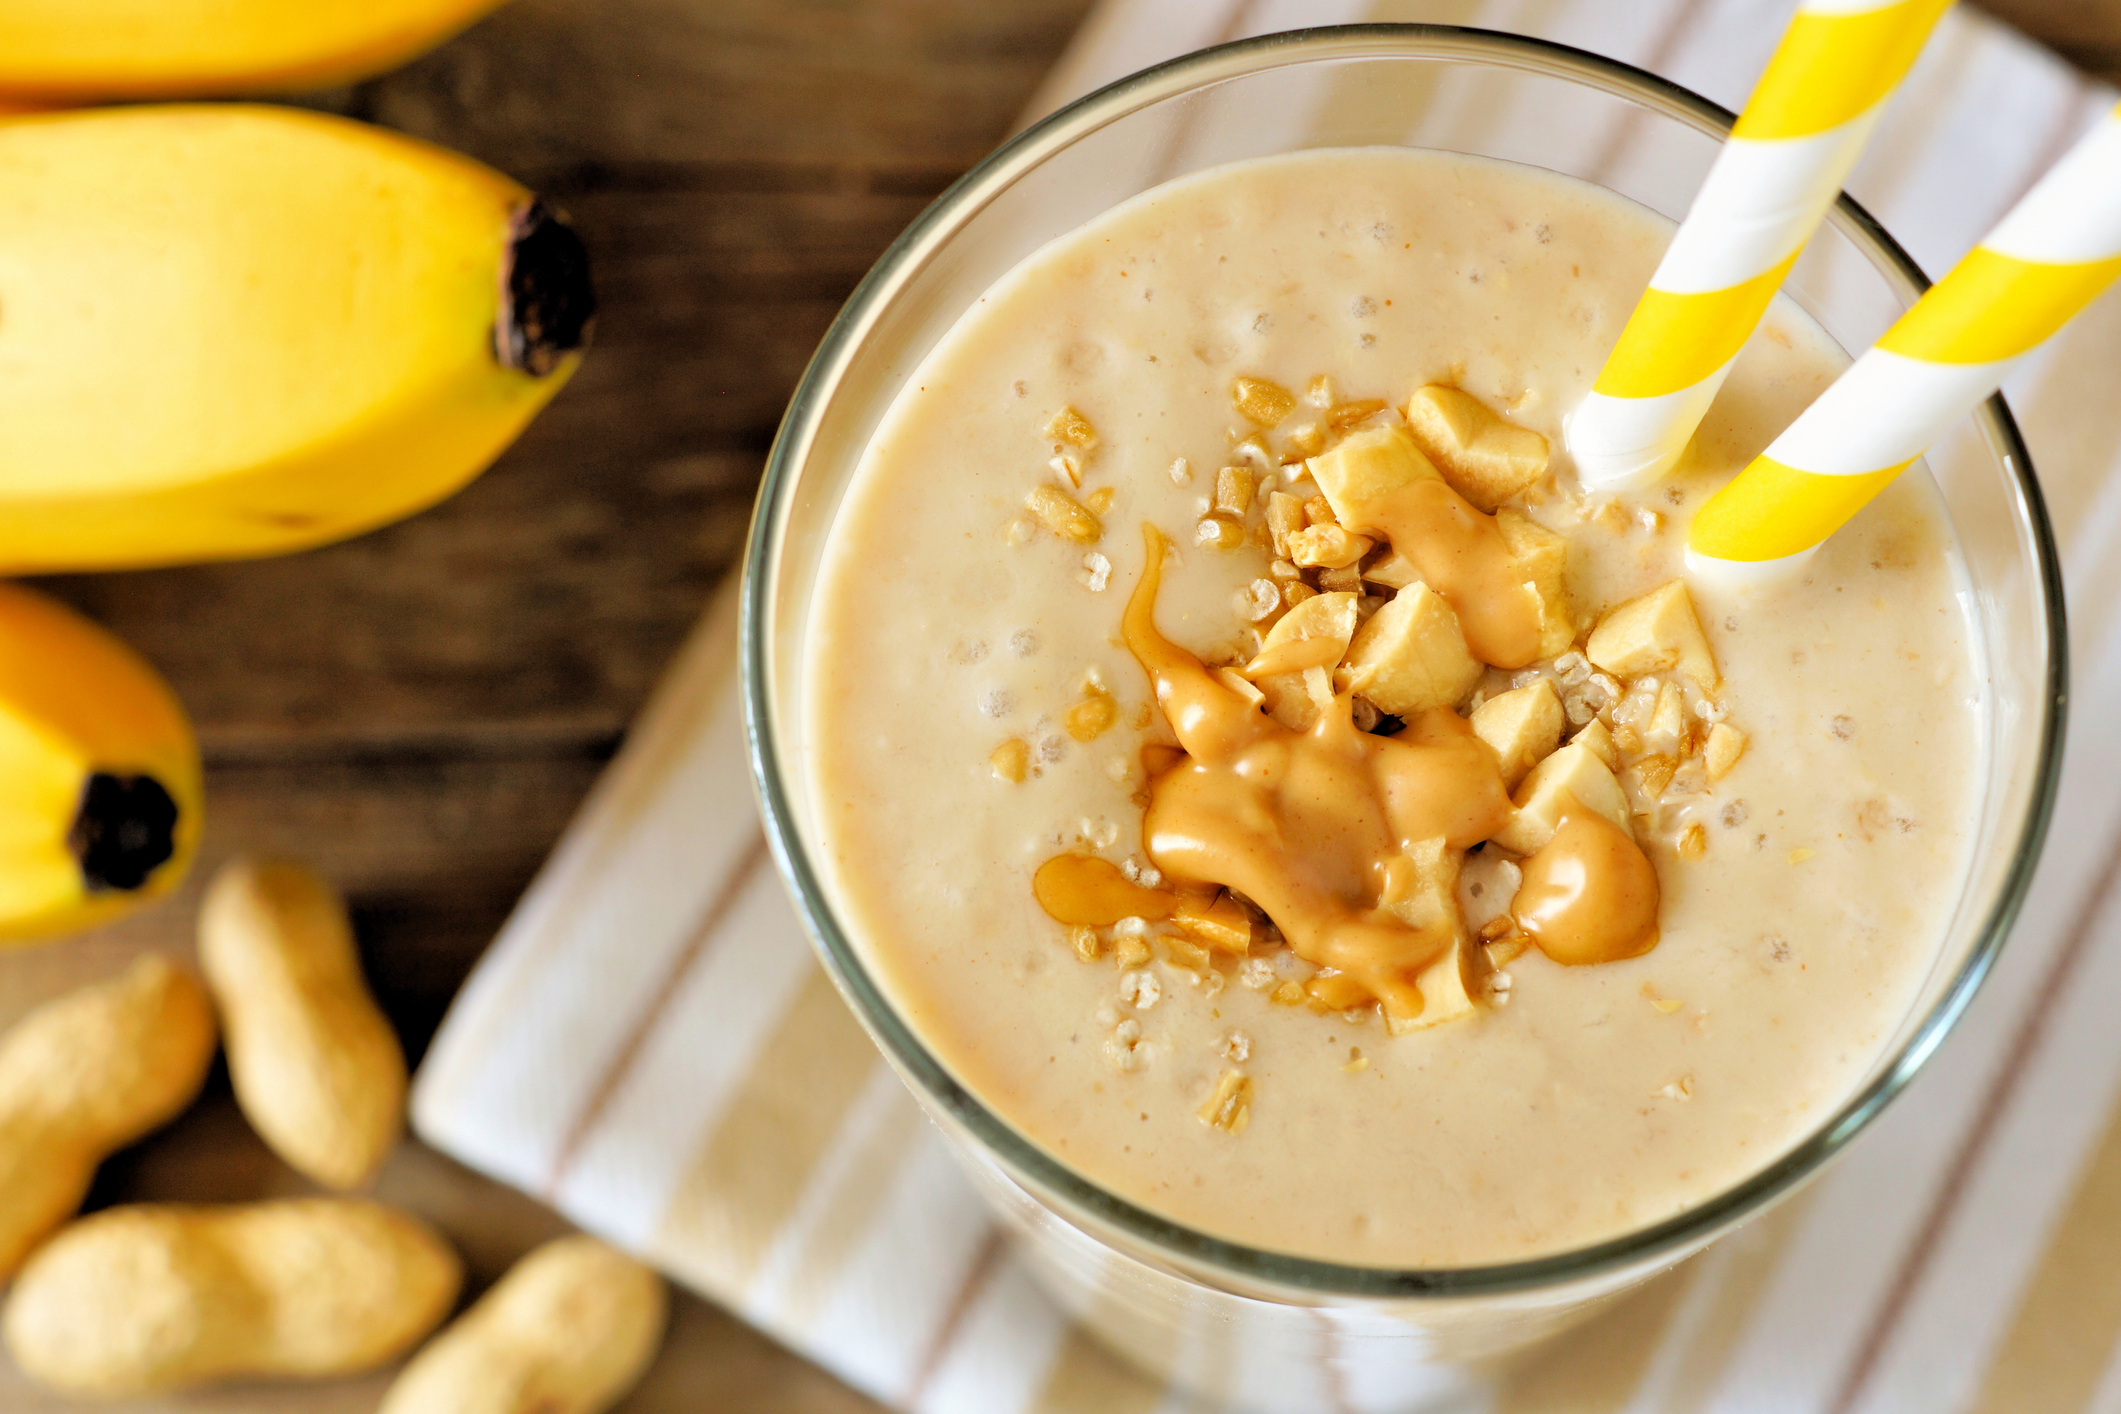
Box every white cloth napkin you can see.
[412,4,2121,1410]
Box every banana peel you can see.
[0,584,202,944]
[0,104,594,572]
[0,1,513,102]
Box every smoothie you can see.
[803,148,1979,1267]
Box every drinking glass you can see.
[743,26,2066,1412]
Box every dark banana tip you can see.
[68,772,179,893]
[496,198,596,377]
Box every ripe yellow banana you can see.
[0,584,202,944]
[0,1,511,101]
[0,105,593,573]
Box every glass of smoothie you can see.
[743,26,2064,1411]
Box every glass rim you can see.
[742,23,2070,1298]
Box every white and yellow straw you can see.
[1568,0,1951,489]
[1689,101,2121,578]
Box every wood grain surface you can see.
[8,1,2116,1409]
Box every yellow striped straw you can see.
[1568,0,1951,489]
[1689,101,2121,579]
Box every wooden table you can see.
[9,1,2116,1408]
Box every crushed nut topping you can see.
[1231,376,1296,427]
[1236,579,1281,622]
[1196,1070,1253,1132]
[989,739,1029,783]
[1677,822,1708,860]
[1214,466,1255,517]
[1196,514,1246,550]
[1045,406,1097,449]
[1065,685,1118,742]
[1026,484,1101,543]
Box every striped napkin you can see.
[411,3,2121,1410]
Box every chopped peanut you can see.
[1044,406,1097,448]
[1492,743,1633,855]
[1705,723,1747,780]
[1335,583,1482,715]
[1677,822,1708,860]
[1305,972,1370,1011]
[1213,466,1255,517]
[1231,376,1296,427]
[1236,578,1280,623]
[1025,485,1100,544]
[1070,925,1103,962]
[1195,514,1246,550]
[1197,1070,1254,1132]
[1246,592,1360,678]
[1174,894,1252,954]
[1306,424,1440,530]
[1361,548,1421,590]
[1115,936,1153,968]
[1085,486,1115,516]
[1586,580,1719,691]
[1316,564,1364,595]
[1327,398,1388,430]
[1162,936,1212,973]
[1066,688,1119,742]
[1571,718,1619,770]
[989,739,1030,783]
[1266,493,1307,558]
[1402,384,1550,511]
[1646,680,1686,755]
[1470,681,1564,789]
[1270,979,1306,1006]
[1256,665,1333,732]
[1303,495,1338,528]
[1288,524,1374,570]
[1384,941,1478,1034]
[1627,754,1679,799]
[1382,837,1460,938]
[1282,422,1327,461]
[1494,510,1574,659]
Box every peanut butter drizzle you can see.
[1033,854,1176,926]
[1341,479,1541,669]
[1512,795,1661,965]
[1118,525,1513,1009]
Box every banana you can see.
[0,1,510,102]
[0,105,593,573]
[0,584,202,944]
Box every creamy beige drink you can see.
[803,148,1979,1267]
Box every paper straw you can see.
[1685,101,2121,580]
[1568,0,1951,489]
